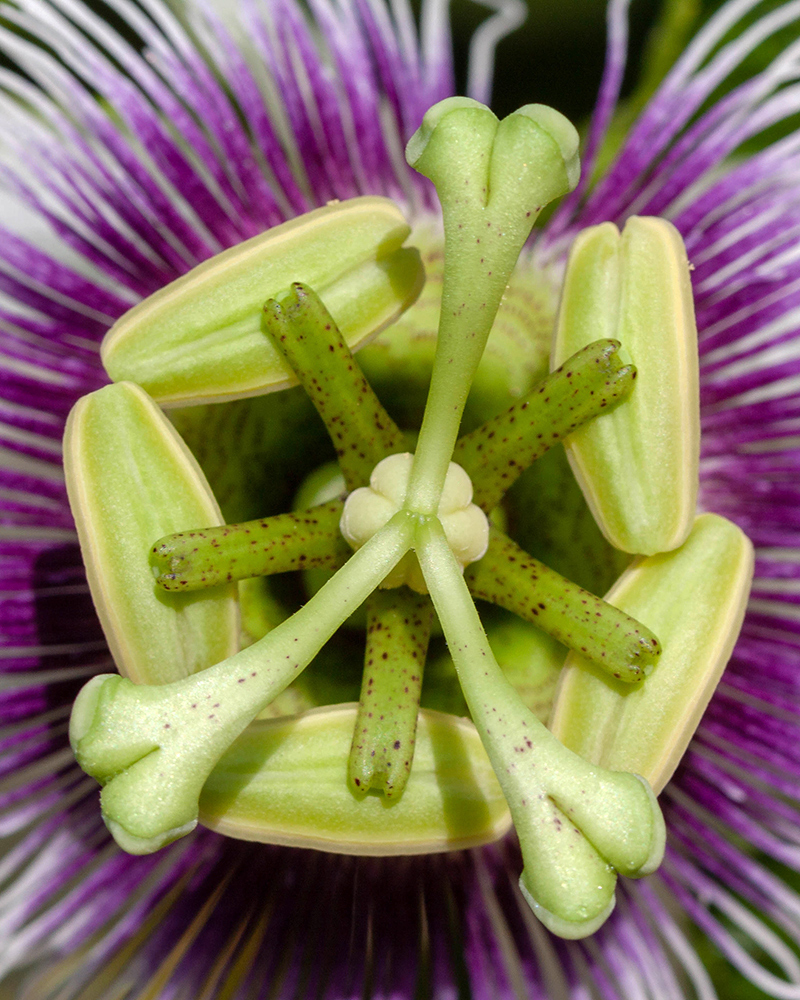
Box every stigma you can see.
[339,453,489,593]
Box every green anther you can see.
[550,513,754,793]
[262,282,406,490]
[552,216,700,555]
[466,527,660,683]
[70,511,415,854]
[102,198,424,407]
[200,704,512,854]
[455,339,636,514]
[416,518,664,939]
[63,381,239,685]
[150,501,350,591]
[404,99,580,514]
[349,589,434,797]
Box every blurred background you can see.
[455,0,798,147]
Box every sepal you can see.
[552,216,699,555]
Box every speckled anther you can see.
[466,527,661,682]
[151,501,350,591]
[340,453,489,594]
[263,282,406,490]
[454,339,636,514]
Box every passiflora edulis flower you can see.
[1,0,800,996]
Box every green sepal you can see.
[550,513,754,792]
[200,704,511,854]
[63,381,239,685]
[102,198,424,406]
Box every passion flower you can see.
[2,0,800,995]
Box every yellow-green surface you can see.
[63,382,239,685]
[101,198,423,406]
[552,216,699,555]
[200,704,512,854]
[550,514,754,792]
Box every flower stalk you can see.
[70,511,415,854]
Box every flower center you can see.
[63,97,753,943]
[169,222,572,717]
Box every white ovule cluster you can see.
[339,453,489,594]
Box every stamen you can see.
[263,282,406,490]
[466,527,660,683]
[101,198,424,407]
[199,704,512,854]
[150,501,350,591]
[552,216,700,556]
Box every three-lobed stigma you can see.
[340,453,489,593]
